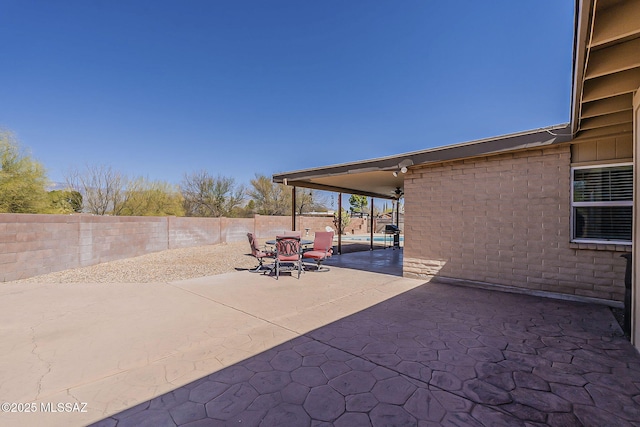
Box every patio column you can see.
[337,192,342,255]
[370,197,374,251]
[291,186,296,231]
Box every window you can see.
[571,163,633,244]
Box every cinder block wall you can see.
[0,213,360,282]
[168,217,222,248]
[1,214,81,280]
[297,216,353,235]
[221,217,254,244]
[256,215,368,238]
[0,214,169,281]
[403,144,629,303]
[254,215,294,238]
[79,215,168,266]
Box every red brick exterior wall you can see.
[403,145,629,303]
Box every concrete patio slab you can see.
[0,265,423,427]
[171,268,416,334]
[3,247,640,427]
[88,282,640,427]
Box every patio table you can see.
[265,239,313,246]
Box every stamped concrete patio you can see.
[2,249,639,426]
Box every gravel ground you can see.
[9,242,258,284]
[8,241,385,284]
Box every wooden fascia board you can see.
[273,126,572,185]
[571,0,593,135]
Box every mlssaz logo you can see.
[40,402,88,413]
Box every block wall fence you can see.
[0,214,366,282]
[403,144,630,304]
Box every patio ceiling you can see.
[572,0,640,140]
[272,124,572,200]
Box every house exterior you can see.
[403,140,630,302]
[273,0,640,350]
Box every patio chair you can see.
[302,231,334,272]
[247,233,274,273]
[274,235,303,280]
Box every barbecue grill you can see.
[384,224,401,249]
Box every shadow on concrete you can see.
[90,281,640,427]
[324,246,403,276]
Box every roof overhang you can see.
[273,124,572,199]
[571,0,640,140]
[274,0,640,198]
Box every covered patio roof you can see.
[272,124,572,199]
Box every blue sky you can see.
[0,0,574,188]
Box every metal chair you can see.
[247,233,274,273]
[302,231,334,272]
[274,235,303,279]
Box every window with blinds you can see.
[571,163,633,243]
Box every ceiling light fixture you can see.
[392,166,408,177]
[392,159,413,177]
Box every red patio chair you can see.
[302,231,334,272]
[274,235,303,280]
[247,233,274,273]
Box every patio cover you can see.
[272,124,573,199]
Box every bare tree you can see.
[66,165,128,215]
[181,171,245,217]
[247,174,290,215]
[295,188,327,215]
[246,175,329,216]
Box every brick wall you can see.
[79,215,168,266]
[264,215,369,238]
[403,144,629,303]
[0,213,363,282]
[0,214,170,281]
[1,214,81,280]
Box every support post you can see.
[370,197,374,251]
[337,192,342,255]
[291,186,296,231]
